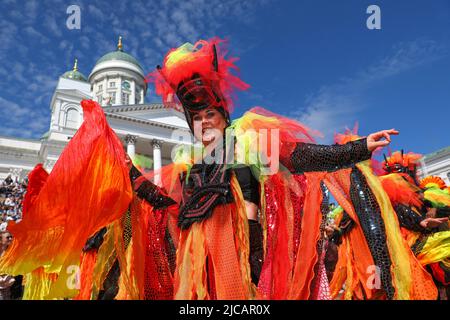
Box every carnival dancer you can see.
[381,158,450,300]
[416,175,450,299]
[328,128,445,299]
[1,38,400,300]
[123,38,404,300]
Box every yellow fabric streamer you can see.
[90,224,117,300]
[22,268,57,300]
[417,231,450,266]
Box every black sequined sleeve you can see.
[129,165,176,209]
[289,138,372,173]
[436,206,450,218]
[394,204,427,233]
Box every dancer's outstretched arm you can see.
[288,129,399,173]
[394,204,448,232]
[126,155,176,209]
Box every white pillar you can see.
[152,139,162,186]
[118,75,122,105]
[102,77,107,105]
[130,81,136,105]
[419,158,428,178]
[125,134,137,160]
[140,88,144,104]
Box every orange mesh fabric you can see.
[174,175,253,300]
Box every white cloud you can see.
[59,40,69,50]
[293,39,447,143]
[44,14,63,37]
[0,97,28,118]
[88,4,106,22]
[9,10,25,21]
[24,26,50,44]
[79,36,90,50]
[0,20,18,59]
[0,96,50,138]
[24,0,39,23]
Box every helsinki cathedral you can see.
[0,37,191,183]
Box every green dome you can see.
[95,50,143,71]
[62,59,88,82]
[94,37,143,72]
[62,69,88,82]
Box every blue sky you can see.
[0,0,449,156]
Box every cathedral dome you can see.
[91,36,144,76]
[61,59,88,82]
[95,51,143,71]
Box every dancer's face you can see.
[191,107,227,146]
[1,232,12,248]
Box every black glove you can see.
[83,227,107,252]
[248,219,264,285]
[129,165,176,209]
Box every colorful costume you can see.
[329,129,449,299]
[328,131,439,299]
[416,175,450,290]
[0,38,421,300]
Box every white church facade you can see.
[418,146,450,186]
[0,37,192,183]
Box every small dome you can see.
[61,59,88,82]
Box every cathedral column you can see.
[419,158,428,178]
[125,134,137,160]
[118,75,122,105]
[152,139,162,186]
[130,81,136,105]
[140,88,144,104]
[102,77,108,105]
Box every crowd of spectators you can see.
[0,175,27,232]
[0,175,26,300]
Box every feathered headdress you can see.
[147,38,249,131]
[382,150,422,175]
[419,176,447,190]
